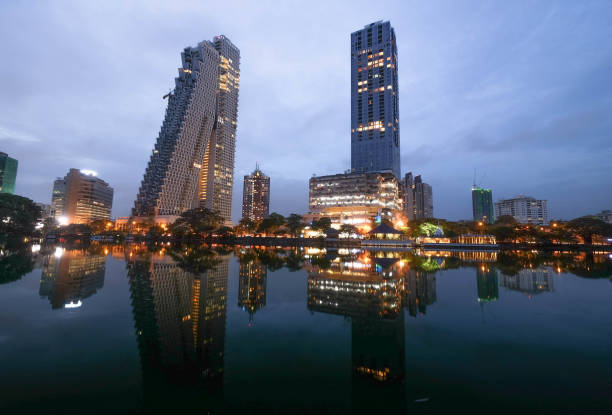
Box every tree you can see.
[216,226,234,238]
[90,219,113,234]
[0,194,41,236]
[170,208,223,237]
[418,222,439,237]
[495,215,518,225]
[236,218,257,235]
[566,217,612,244]
[146,225,165,240]
[286,213,305,237]
[311,217,332,231]
[257,213,286,234]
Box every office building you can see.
[133,36,240,225]
[51,169,113,224]
[0,152,18,194]
[403,172,433,220]
[241,166,270,222]
[472,186,494,224]
[35,202,55,221]
[495,195,549,225]
[306,171,403,228]
[351,21,400,178]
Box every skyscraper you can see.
[403,173,433,220]
[472,186,494,224]
[0,152,18,194]
[351,21,400,178]
[51,168,113,224]
[133,36,240,225]
[241,166,270,222]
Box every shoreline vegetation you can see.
[1,194,611,252]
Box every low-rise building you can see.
[306,171,403,230]
[494,195,549,225]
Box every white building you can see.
[494,195,549,225]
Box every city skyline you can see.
[1,1,611,222]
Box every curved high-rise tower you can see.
[133,36,240,225]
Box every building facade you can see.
[351,21,400,178]
[0,152,18,194]
[403,172,433,220]
[241,166,270,222]
[307,171,403,228]
[494,195,549,225]
[472,186,494,224]
[133,36,240,225]
[51,169,114,224]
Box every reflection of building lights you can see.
[58,216,69,226]
[31,244,41,253]
[54,247,64,258]
[64,300,82,309]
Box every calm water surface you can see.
[0,245,611,414]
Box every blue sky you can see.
[1,0,610,222]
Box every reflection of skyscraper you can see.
[500,267,554,295]
[238,262,267,320]
[127,252,229,407]
[403,269,437,317]
[39,249,106,309]
[476,265,499,302]
[307,255,408,413]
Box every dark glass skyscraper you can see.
[0,151,18,194]
[472,186,494,224]
[351,21,400,178]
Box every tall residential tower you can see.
[133,36,240,225]
[351,21,400,178]
[472,186,494,224]
[241,166,270,222]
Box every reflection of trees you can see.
[0,250,33,285]
[235,247,307,272]
[168,246,221,274]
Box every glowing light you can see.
[64,300,82,309]
[58,216,69,226]
[80,169,98,176]
[54,247,64,258]
[31,244,41,253]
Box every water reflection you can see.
[238,261,267,321]
[39,248,106,309]
[126,248,229,412]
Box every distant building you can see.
[592,210,612,224]
[472,186,494,224]
[35,202,55,221]
[403,173,433,220]
[241,166,270,222]
[494,195,548,225]
[0,151,18,194]
[51,168,113,224]
[306,171,403,229]
[351,21,400,178]
[133,35,240,226]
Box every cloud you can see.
[0,126,40,143]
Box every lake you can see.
[0,244,611,414]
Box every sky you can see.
[1,0,611,222]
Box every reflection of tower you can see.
[476,265,499,302]
[39,249,106,309]
[306,257,407,413]
[127,253,229,411]
[238,262,267,321]
[403,269,437,317]
[500,267,554,295]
